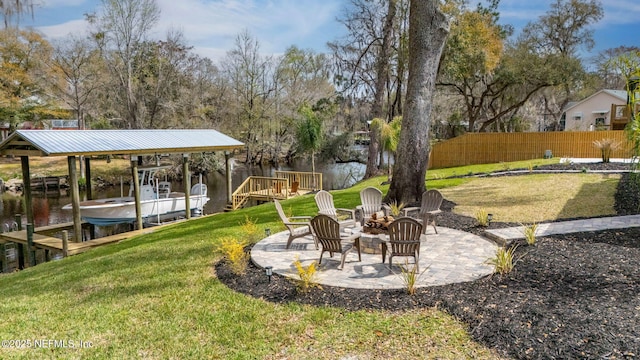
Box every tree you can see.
[0,28,65,129]
[437,5,505,132]
[48,35,104,130]
[274,46,334,163]
[591,46,640,90]
[379,116,401,182]
[611,50,640,156]
[221,30,276,164]
[329,0,409,178]
[386,0,450,204]
[90,0,161,129]
[438,0,603,132]
[0,0,35,27]
[296,104,323,189]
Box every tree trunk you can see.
[386,0,449,204]
[364,0,396,179]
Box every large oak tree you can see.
[386,0,450,204]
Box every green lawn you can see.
[0,158,617,359]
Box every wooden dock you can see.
[30,176,67,190]
[0,219,188,257]
[229,171,322,210]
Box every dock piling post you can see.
[14,214,24,269]
[27,223,35,267]
[62,231,68,258]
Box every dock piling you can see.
[62,230,68,258]
[27,223,35,267]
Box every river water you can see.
[0,159,366,229]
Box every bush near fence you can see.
[428,130,633,169]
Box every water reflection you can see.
[0,160,365,228]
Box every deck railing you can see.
[230,171,323,210]
[274,171,322,192]
[231,176,290,210]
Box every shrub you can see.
[218,236,249,275]
[77,177,87,189]
[397,261,428,295]
[522,223,538,245]
[388,200,405,217]
[593,138,622,163]
[293,257,320,292]
[240,215,260,242]
[475,208,490,227]
[486,245,518,275]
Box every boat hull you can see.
[62,193,210,225]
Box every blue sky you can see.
[20,0,640,64]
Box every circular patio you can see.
[251,226,499,290]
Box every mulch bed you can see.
[215,163,640,359]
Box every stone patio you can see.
[251,226,499,290]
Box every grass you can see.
[425,158,560,181]
[0,158,619,359]
[439,173,620,223]
[0,156,131,183]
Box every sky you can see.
[19,0,640,65]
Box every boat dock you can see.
[30,176,67,190]
[0,218,191,271]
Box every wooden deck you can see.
[0,219,188,257]
[230,171,322,210]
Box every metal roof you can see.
[0,129,244,157]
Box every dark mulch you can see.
[215,164,640,359]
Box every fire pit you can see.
[362,213,394,235]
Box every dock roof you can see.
[0,129,244,157]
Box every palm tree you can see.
[380,116,402,182]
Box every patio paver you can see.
[251,226,499,290]
[485,214,640,242]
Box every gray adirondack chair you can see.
[403,190,443,234]
[314,190,356,228]
[310,214,361,270]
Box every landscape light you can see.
[265,266,273,283]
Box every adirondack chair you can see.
[356,186,385,225]
[274,200,316,249]
[403,190,443,234]
[289,181,300,196]
[382,217,423,272]
[310,214,361,270]
[314,190,356,228]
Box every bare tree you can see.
[0,0,35,27]
[90,0,160,129]
[49,35,104,130]
[329,0,407,178]
[221,30,276,164]
[591,46,640,90]
[386,0,450,203]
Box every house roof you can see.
[602,89,628,101]
[0,129,244,157]
[563,89,628,113]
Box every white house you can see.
[562,89,628,131]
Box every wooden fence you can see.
[428,130,634,169]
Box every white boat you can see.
[63,165,210,225]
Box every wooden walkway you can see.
[0,220,188,256]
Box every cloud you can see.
[599,0,640,26]
[36,19,89,38]
[156,0,342,61]
[39,0,88,8]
